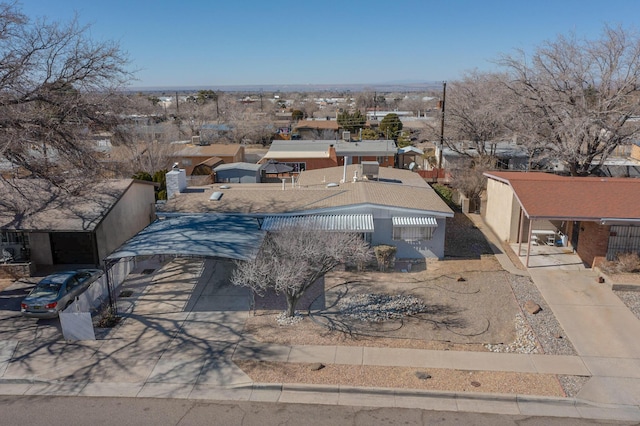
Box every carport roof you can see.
[484,171,640,221]
[106,214,265,261]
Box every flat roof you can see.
[106,214,265,261]
[159,165,453,217]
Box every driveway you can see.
[528,268,640,405]
[0,257,257,396]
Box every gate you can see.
[607,225,640,260]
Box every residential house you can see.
[171,143,245,176]
[0,178,156,275]
[482,171,640,267]
[435,141,531,183]
[260,140,397,172]
[161,164,453,260]
[214,162,263,183]
[293,119,340,140]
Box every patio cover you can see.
[105,214,265,261]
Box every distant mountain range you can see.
[127,81,443,94]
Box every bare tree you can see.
[231,227,372,318]
[499,25,640,176]
[445,71,512,160]
[0,3,131,181]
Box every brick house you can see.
[260,140,397,172]
[482,171,640,267]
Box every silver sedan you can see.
[20,269,103,319]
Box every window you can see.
[1,231,29,245]
[391,217,438,242]
[393,226,434,241]
[284,162,306,172]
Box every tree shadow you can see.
[444,211,494,259]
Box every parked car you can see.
[20,269,103,319]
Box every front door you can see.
[571,221,580,251]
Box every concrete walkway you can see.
[0,255,639,421]
[528,268,640,406]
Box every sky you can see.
[19,0,640,88]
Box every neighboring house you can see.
[171,143,245,175]
[397,146,425,170]
[482,171,640,267]
[0,179,156,271]
[214,162,262,183]
[436,141,531,182]
[162,164,454,260]
[293,119,339,140]
[260,140,338,172]
[260,140,397,172]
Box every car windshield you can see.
[30,282,62,297]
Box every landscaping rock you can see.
[524,300,542,314]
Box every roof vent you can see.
[209,192,223,201]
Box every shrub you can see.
[600,252,640,274]
[374,245,396,272]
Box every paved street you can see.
[1,395,631,426]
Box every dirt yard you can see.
[244,256,520,351]
[237,212,584,397]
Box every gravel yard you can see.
[240,212,586,397]
[235,361,566,397]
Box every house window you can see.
[284,162,306,172]
[391,216,438,242]
[377,156,385,164]
[1,231,29,245]
[181,159,192,166]
[393,227,434,241]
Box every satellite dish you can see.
[409,162,416,170]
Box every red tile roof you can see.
[484,171,640,220]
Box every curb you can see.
[1,378,639,421]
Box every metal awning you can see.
[106,214,265,261]
[392,216,438,227]
[262,214,374,232]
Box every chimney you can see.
[166,167,187,199]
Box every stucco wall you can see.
[95,182,155,263]
[483,178,520,242]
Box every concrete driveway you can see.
[528,268,640,405]
[0,257,258,397]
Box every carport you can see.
[484,172,640,268]
[100,214,266,315]
[106,214,266,262]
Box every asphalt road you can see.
[0,395,631,426]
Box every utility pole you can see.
[437,81,446,183]
[175,91,179,114]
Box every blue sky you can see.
[20,0,640,88]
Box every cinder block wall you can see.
[576,221,611,267]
